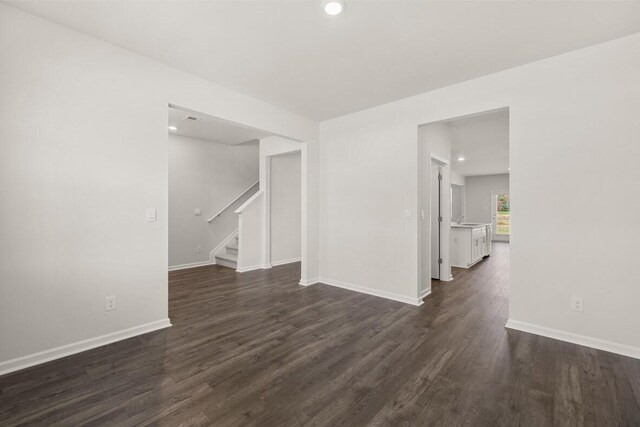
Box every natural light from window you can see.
[496,194,510,235]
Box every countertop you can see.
[451,223,491,229]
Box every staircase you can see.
[208,181,260,271]
[215,235,239,269]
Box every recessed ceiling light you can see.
[168,126,178,131]
[457,156,465,162]
[324,0,344,15]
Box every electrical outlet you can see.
[106,296,117,311]
[571,297,584,312]
[196,246,202,254]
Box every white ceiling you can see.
[7,1,640,120]
[449,109,509,177]
[168,106,271,145]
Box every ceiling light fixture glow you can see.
[168,125,178,131]
[457,156,465,161]
[324,0,344,15]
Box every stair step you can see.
[225,245,238,256]
[215,252,237,269]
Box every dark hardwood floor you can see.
[1,242,639,426]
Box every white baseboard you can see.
[506,319,640,360]
[271,257,301,267]
[299,277,319,286]
[419,288,432,299]
[168,260,213,271]
[0,318,172,376]
[210,229,238,262]
[317,277,423,306]
[236,264,272,273]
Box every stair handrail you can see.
[207,180,259,223]
[234,189,264,214]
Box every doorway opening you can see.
[266,150,302,267]
[447,108,509,271]
[167,104,307,283]
[417,107,510,302]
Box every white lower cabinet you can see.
[451,224,491,268]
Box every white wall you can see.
[464,174,510,225]
[270,152,301,265]
[450,171,466,223]
[236,191,265,272]
[451,184,464,222]
[169,135,258,268]
[318,119,419,304]
[0,4,318,373]
[320,32,640,357]
[450,171,466,186]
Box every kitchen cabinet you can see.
[451,224,492,268]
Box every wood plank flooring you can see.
[1,242,639,426]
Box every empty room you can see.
[1,1,639,425]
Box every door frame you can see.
[429,154,451,282]
[417,106,509,304]
[430,159,444,280]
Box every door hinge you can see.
[438,258,443,264]
[438,173,442,181]
[438,216,442,222]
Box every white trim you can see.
[207,180,259,222]
[506,319,640,360]
[263,147,305,285]
[263,154,272,272]
[210,229,238,261]
[271,257,301,267]
[236,264,272,273]
[0,318,172,376]
[430,153,449,166]
[168,260,213,271]
[235,189,264,214]
[419,288,432,299]
[317,277,424,306]
[299,277,319,286]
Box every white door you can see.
[430,164,441,279]
[491,190,510,242]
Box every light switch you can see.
[194,208,201,216]
[146,208,157,222]
[421,210,425,220]
[404,209,412,219]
